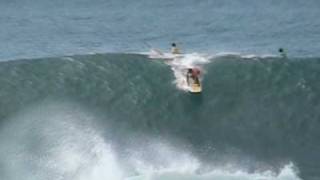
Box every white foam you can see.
[127,141,200,175]
[0,101,124,180]
[125,141,301,180]
[165,53,210,91]
[147,48,214,91]
[0,101,302,180]
[121,138,301,180]
[241,54,278,59]
[215,51,241,56]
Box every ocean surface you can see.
[1,0,320,60]
[0,0,320,180]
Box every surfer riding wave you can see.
[148,43,208,92]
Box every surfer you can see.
[171,43,181,54]
[186,68,200,85]
[278,48,287,58]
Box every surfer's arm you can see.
[186,73,190,85]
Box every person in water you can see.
[279,48,287,58]
[187,68,200,85]
[171,43,181,54]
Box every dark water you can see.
[0,53,319,179]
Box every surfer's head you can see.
[171,43,176,47]
[279,48,283,52]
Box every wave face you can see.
[0,53,319,179]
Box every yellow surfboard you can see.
[189,82,202,93]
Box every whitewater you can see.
[0,99,300,180]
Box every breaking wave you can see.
[1,52,319,179]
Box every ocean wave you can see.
[0,52,319,179]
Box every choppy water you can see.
[1,0,320,180]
